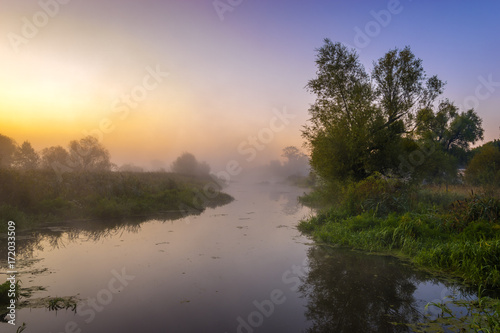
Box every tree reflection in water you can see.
[0,212,186,263]
[299,245,446,333]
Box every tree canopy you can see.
[68,136,112,171]
[0,134,17,168]
[12,141,40,170]
[41,145,71,170]
[303,39,483,185]
[171,152,210,176]
[465,143,500,186]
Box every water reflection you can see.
[267,184,304,216]
[299,245,470,332]
[0,184,480,332]
[0,212,186,264]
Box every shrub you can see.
[466,145,500,187]
[341,172,409,216]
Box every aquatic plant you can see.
[47,297,77,312]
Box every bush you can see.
[466,144,500,187]
[447,193,500,232]
[341,173,409,216]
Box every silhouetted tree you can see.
[41,145,71,170]
[0,133,16,168]
[282,146,309,176]
[171,152,210,176]
[68,136,112,171]
[303,40,481,186]
[12,141,40,169]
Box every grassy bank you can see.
[298,174,500,288]
[0,169,233,230]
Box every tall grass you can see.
[0,169,233,229]
[298,177,500,288]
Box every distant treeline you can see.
[0,133,214,177]
[0,133,232,228]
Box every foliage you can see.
[303,40,446,183]
[0,133,16,168]
[46,297,77,312]
[466,144,500,187]
[340,172,409,216]
[299,187,500,287]
[16,323,27,333]
[0,169,233,228]
[68,136,112,171]
[40,145,71,170]
[446,193,500,231]
[171,152,210,176]
[416,100,484,152]
[412,100,484,184]
[12,141,40,170]
[299,179,344,208]
[303,40,378,181]
[303,40,483,187]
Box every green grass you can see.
[299,210,500,287]
[299,181,500,331]
[298,177,500,287]
[0,169,233,229]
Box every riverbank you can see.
[297,175,500,288]
[0,169,233,230]
[297,176,500,330]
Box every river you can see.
[1,182,472,332]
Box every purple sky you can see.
[1,0,499,169]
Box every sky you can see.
[1,0,499,170]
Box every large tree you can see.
[68,136,112,171]
[12,141,40,170]
[303,40,444,182]
[0,133,17,168]
[41,145,71,170]
[303,40,376,181]
[171,152,210,176]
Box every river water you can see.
[1,182,472,332]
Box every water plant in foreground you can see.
[406,287,500,332]
[47,296,78,313]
